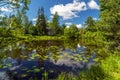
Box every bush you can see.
[101,54,120,80]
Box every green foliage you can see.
[23,15,33,34]
[51,12,60,35]
[79,66,110,80]
[57,72,78,80]
[99,0,120,45]
[63,39,78,50]
[0,16,10,27]
[42,70,48,80]
[60,23,66,35]
[36,7,47,35]
[82,16,99,40]
[22,14,29,34]
[28,25,36,35]
[0,0,30,10]
[64,24,78,38]
[82,0,120,55]
[11,15,22,29]
[84,16,96,32]
[101,54,120,80]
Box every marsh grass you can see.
[16,35,65,41]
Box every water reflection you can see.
[0,40,97,80]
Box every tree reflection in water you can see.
[0,40,98,80]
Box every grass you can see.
[100,54,120,80]
[15,34,66,41]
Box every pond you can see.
[0,40,97,80]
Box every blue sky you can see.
[0,0,100,28]
[27,0,100,28]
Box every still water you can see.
[0,40,97,80]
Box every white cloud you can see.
[76,24,83,28]
[65,22,72,26]
[65,22,72,28]
[32,18,37,22]
[88,0,100,10]
[50,15,53,18]
[50,0,87,20]
[66,26,70,28]
[65,22,83,28]
[93,17,98,21]
[0,7,12,12]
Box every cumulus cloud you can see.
[65,22,83,28]
[65,22,72,26]
[93,17,98,21]
[32,18,37,22]
[65,22,72,28]
[50,0,87,20]
[88,0,100,10]
[76,24,83,28]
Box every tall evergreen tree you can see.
[40,7,47,35]
[36,7,47,35]
[96,0,120,51]
[60,23,66,35]
[22,14,29,34]
[99,0,120,42]
[51,12,59,35]
[36,8,41,35]
[84,16,96,32]
[64,24,78,38]
[28,21,36,35]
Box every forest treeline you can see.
[0,7,80,38]
[0,0,119,41]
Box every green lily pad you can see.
[21,74,27,77]
[33,68,40,73]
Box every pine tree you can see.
[36,8,41,35]
[60,23,66,35]
[40,7,47,35]
[99,0,120,41]
[64,24,78,38]
[36,7,47,35]
[51,12,59,35]
[97,0,120,51]
[84,16,96,32]
[22,14,29,34]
